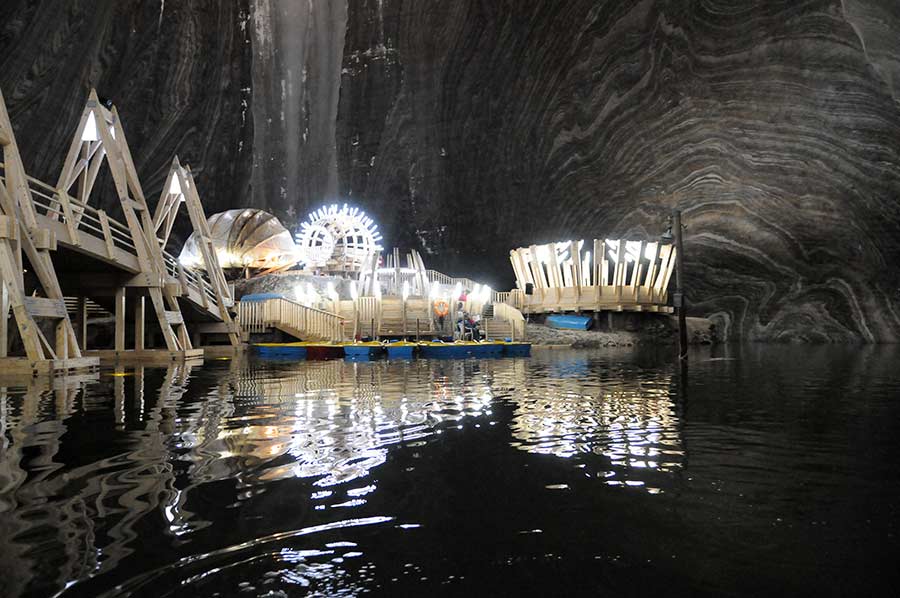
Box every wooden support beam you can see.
[1,281,8,358]
[97,209,116,260]
[75,296,87,348]
[0,215,16,239]
[134,296,145,350]
[115,287,125,351]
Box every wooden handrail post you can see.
[673,209,688,362]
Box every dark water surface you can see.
[1,346,898,597]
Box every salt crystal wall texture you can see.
[2,0,900,341]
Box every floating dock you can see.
[252,340,531,361]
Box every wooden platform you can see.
[85,348,205,364]
[508,239,676,316]
[0,356,99,379]
[202,344,247,359]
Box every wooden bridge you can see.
[1,88,240,376]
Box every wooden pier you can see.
[1,87,241,376]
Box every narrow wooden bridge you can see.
[1,88,240,376]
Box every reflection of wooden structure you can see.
[508,239,676,314]
[0,87,240,374]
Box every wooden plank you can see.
[0,356,99,378]
[23,297,67,318]
[164,310,184,325]
[30,227,56,251]
[0,215,16,239]
[86,348,204,365]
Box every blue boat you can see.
[386,342,416,359]
[418,342,474,359]
[471,342,504,357]
[343,343,384,360]
[502,342,531,356]
[546,314,592,330]
[254,342,308,359]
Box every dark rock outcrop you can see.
[2,0,900,341]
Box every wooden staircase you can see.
[480,301,526,341]
[236,297,345,342]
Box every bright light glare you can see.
[453,282,462,301]
[350,281,359,300]
[82,111,99,142]
[625,241,642,263]
[401,280,410,301]
[169,175,182,195]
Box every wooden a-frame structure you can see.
[0,87,89,368]
[154,157,241,346]
[53,89,193,352]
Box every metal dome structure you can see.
[296,204,383,273]
[179,209,299,271]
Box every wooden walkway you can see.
[1,88,239,375]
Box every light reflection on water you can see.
[2,346,898,596]
[0,354,680,595]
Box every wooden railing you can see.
[0,163,221,313]
[425,269,501,302]
[236,297,345,342]
[491,302,526,341]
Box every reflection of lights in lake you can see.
[212,360,495,490]
[500,356,683,493]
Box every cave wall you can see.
[337,0,900,342]
[2,0,900,341]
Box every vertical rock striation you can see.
[248,0,347,221]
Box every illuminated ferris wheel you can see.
[296,204,383,271]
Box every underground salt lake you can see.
[1,346,898,597]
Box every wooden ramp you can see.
[1,87,241,373]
